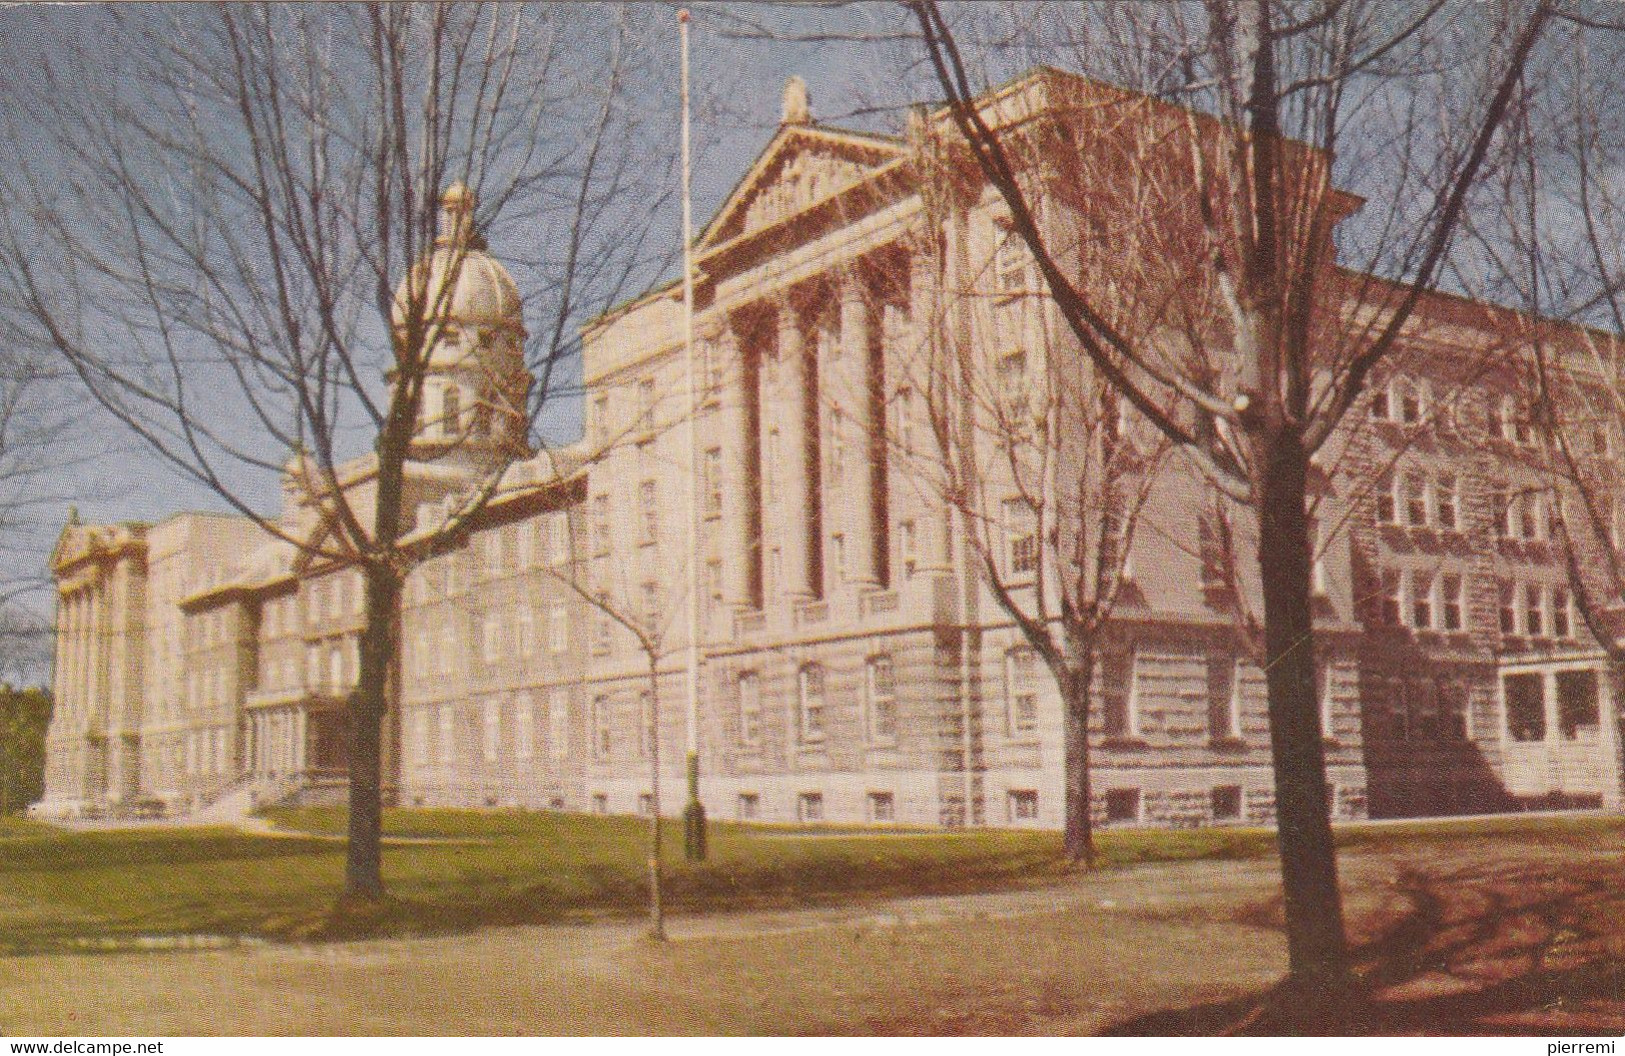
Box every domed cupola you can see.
[392,183,531,468]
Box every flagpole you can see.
[679,8,707,861]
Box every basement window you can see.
[1211,785,1242,822]
[1105,788,1141,826]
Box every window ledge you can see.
[1100,736,1149,751]
[1207,736,1248,753]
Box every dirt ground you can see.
[4,830,1624,1036]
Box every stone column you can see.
[715,322,755,608]
[776,298,815,598]
[906,248,953,574]
[52,593,68,718]
[836,270,881,586]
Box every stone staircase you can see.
[184,771,306,825]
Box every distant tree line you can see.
[0,685,50,814]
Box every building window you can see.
[798,665,826,744]
[1397,377,1428,425]
[549,689,569,761]
[737,793,760,820]
[1518,492,1543,541]
[997,350,1030,424]
[899,520,917,579]
[1211,785,1243,822]
[442,386,461,437]
[1558,669,1600,740]
[1504,672,1545,742]
[1441,573,1464,632]
[591,793,608,815]
[797,791,824,822]
[591,695,611,759]
[706,559,723,609]
[738,671,762,748]
[1491,486,1513,539]
[437,704,454,764]
[638,376,657,431]
[830,533,846,583]
[482,698,501,763]
[592,394,611,446]
[481,613,500,664]
[1008,789,1039,823]
[592,495,611,557]
[1101,651,1135,739]
[1380,569,1403,627]
[638,793,655,817]
[514,695,534,761]
[1207,655,1241,740]
[1500,394,1535,446]
[548,514,571,565]
[1553,587,1573,638]
[1524,583,1546,637]
[517,606,535,657]
[868,791,896,822]
[1370,384,1390,420]
[1403,471,1428,528]
[594,593,613,654]
[641,581,660,632]
[1004,498,1038,577]
[639,480,659,546]
[703,447,723,517]
[411,708,429,769]
[1376,473,1398,526]
[1105,788,1141,826]
[1411,571,1434,630]
[548,603,568,654]
[866,656,898,743]
[1436,473,1458,531]
[1499,580,1518,635]
[1005,648,1039,737]
[828,408,846,482]
[994,228,1028,295]
[637,692,653,759]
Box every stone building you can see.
[37,68,1625,827]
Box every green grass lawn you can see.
[2,808,1621,954]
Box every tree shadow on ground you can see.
[1106,858,1625,1035]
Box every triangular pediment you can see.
[698,124,905,253]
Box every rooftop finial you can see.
[781,75,810,126]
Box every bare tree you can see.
[551,523,698,941]
[905,0,1556,1008]
[902,176,1172,863]
[1454,20,1625,680]
[0,4,672,900]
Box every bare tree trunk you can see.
[1060,640,1095,868]
[1257,427,1347,1009]
[346,560,400,900]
